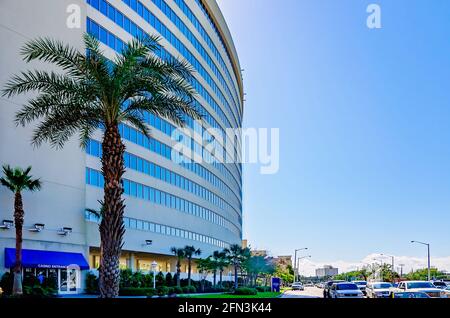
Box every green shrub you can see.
[182,286,190,294]
[131,271,145,288]
[119,269,133,288]
[157,286,169,296]
[167,287,175,295]
[188,286,197,293]
[23,273,39,288]
[234,287,257,295]
[165,272,174,287]
[256,286,271,292]
[142,273,154,288]
[173,286,183,294]
[119,287,156,297]
[156,272,165,287]
[0,272,13,295]
[42,272,58,291]
[85,272,99,294]
[23,285,56,298]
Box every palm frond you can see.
[20,37,86,78]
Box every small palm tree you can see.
[183,245,201,287]
[170,247,185,287]
[0,165,41,295]
[224,244,250,289]
[210,250,227,287]
[216,251,229,287]
[2,34,201,298]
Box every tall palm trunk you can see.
[213,270,217,287]
[99,124,126,298]
[12,191,24,295]
[234,264,238,289]
[176,261,181,287]
[219,270,223,287]
[187,258,192,287]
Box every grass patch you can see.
[183,292,281,299]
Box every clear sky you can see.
[217,0,450,268]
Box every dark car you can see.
[323,280,345,298]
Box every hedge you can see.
[119,287,157,297]
[234,287,257,295]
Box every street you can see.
[281,287,323,298]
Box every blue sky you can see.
[217,0,450,266]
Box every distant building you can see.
[252,250,269,257]
[316,265,339,278]
[276,256,293,269]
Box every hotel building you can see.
[0,0,243,294]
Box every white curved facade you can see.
[0,0,243,292]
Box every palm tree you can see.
[2,34,201,298]
[224,244,250,289]
[183,245,201,287]
[216,251,229,287]
[170,247,185,287]
[0,165,41,295]
[210,250,227,287]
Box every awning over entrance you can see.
[4,248,89,270]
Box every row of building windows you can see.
[174,0,241,114]
[139,109,242,188]
[146,0,241,120]
[86,138,241,220]
[85,210,230,249]
[85,168,241,236]
[86,16,243,181]
[116,122,242,205]
[87,18,241,192]
[120,0,240,128]
[191,0,243,119]
[87,0,239,132]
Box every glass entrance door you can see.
[58,268,79,294]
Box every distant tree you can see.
[405,268,445,281]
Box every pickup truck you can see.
[390,281,445,298]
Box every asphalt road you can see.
[281,287,324,298]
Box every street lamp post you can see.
[293,248,308,282]
[151,261,158,289]
[411,241,431,281]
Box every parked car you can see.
[432,281,448,289]
[392,291,431,298]
[442,286,450,298]
[316,282,325,289]
[329,282,364,298]
[391,281,446,298]
[305,282,314,287]
[292,282,304,291]
[324,280,345,298]
[353,281,368,296]
[366,282,393,298]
